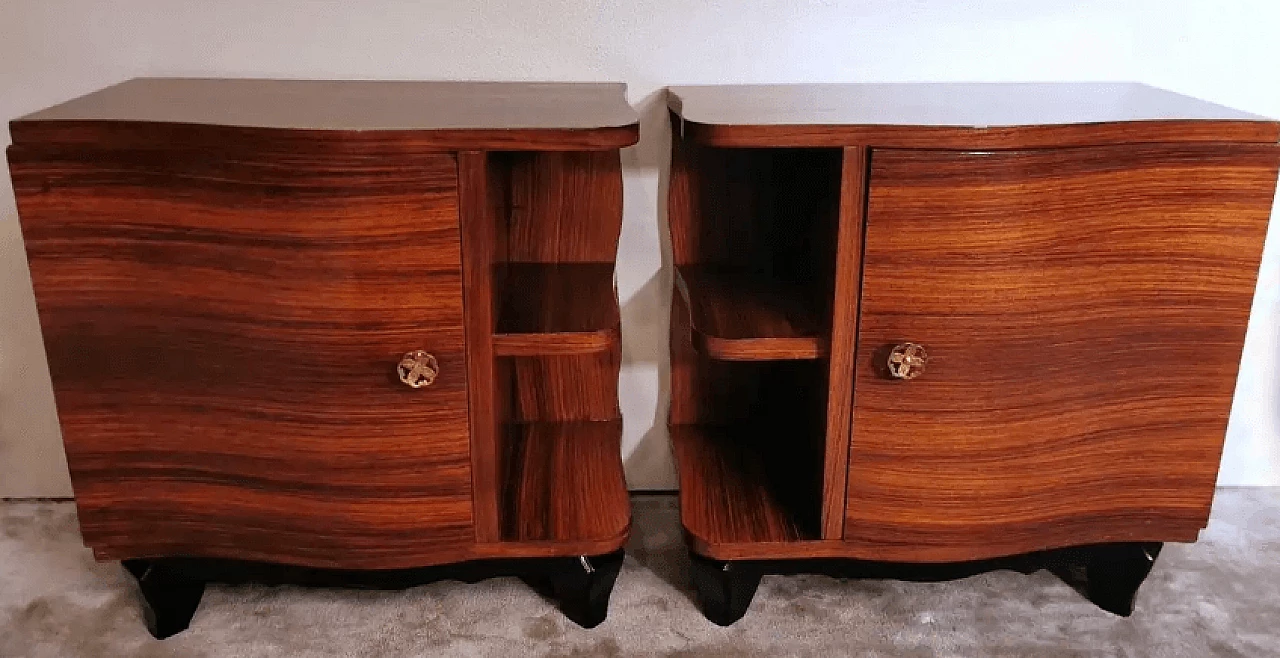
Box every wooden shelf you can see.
[675,265,828,361]
[494,263,620,357]
[671,425,816,554]
[499,421,629,546]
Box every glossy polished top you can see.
[667,83,1280,147]
[12,78,640,150]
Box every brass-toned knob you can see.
[397,350,439,388]
[887,343,927,380]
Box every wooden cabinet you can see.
[666,83,1280,625]
[7,78,638,637]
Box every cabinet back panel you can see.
[845,143,1280,562]
[9,140,476,569]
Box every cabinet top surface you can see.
[667,83,1279,147]
[13,78,640,148]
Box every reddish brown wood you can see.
[493,263,620,356]
[458,150,501,544]
[9,139,475,570]
[669,353,827,557]
[678,119,1280,150]
[666,130,843,277]
[506,151,625,261]
[500,421,629,552]
[843,143,1280,562]
[466,138,630,561]
[505,352,622,422]
[669,83,1280,148]
[667,109,838,558]
[675,265,827,360]
[667,84,1280,580]
[668,290,712,426]
[491,148,626,430]
[665,113,841,363]
[666,114,705,426]
[670,291,817,427]
[8,80,638,585]
[672,425,811,555]
[13,78,639,150]
[820,147,868,539]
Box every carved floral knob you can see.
[397,350,439,389]
[887,343,928,380]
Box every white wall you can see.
[2,0,1277,496]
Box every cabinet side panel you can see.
[506,150,622,263]
[507,352,622,422]
[668,112,705,424]
[498,149,624,424]
[845,143,1280,562]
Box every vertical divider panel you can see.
[821,147,870,539]
[458,150,501,543]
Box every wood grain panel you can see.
[666,109,842,406]
[13,78,639,151]
[678,119,1280,150]
[499,421,629,553]
[507,151,624,262]
[845,144,1280,561]
[667,115,840,557]
[672,425,810,557]
[9,139,475,569]
[669,353,827,552]
[675,265,827,360]
[506,352,622,422]
[667,115,708,426]
[666,134,843,283]
[495,149,625,422]
[670,288,821,427]
[820,147,868,539]
[493,263,620,356]
[458,151,501,544]
[669,83,1280,148]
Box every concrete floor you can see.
[2,490,1278,657]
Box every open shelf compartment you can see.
[499,420,629,544]
[467,149,628,552]
[672,425,818,547]
[667,350,828,555]
[670,145,844,362]
[494,262,620,356]
[676,264,828,360]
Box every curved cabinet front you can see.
[844,144,1280,562]
[10,133,475,570]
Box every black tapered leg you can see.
[1083,543,1163,616]
[690,554,762,626]
[123,559,207,639]
[542,550,625,628]
[122,558,151,580]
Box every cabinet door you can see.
[11,137,473,569]
[844,144,1279,562]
